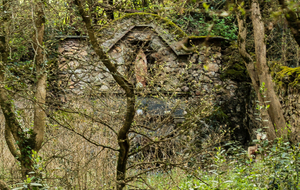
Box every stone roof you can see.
[97,13,230,55]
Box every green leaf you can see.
[203,3,209,11]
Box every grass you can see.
[1,99,299,189]
[126,139,300,190]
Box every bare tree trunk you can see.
[0,0,47,179]
[251,0,287,138]
[236,7,276,140]
[33,0,46,152]
[0,0,24,152]
[236,1,287,140]
[74,0,135,189]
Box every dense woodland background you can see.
[1,0,300,189]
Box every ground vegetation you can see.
[0,0,300,189]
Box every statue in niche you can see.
[134,48,148,88]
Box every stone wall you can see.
[56,33,255,144]
[55,17,300,144]
[58,38,227,96]
[278,88,300,141]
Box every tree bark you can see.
[74,0,135,189]
[0,0,24,150]
[4,123,21,159]
[0,0,47,179]
[33,0,46,152]
[251,0,287,138]
[237,11,276,140]
[236,1,288,140]
[236,1,287,140]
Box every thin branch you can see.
[49,115,119,152]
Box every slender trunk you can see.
[74,1,135,189]
[0,0,24,149]
[0,0,47,179]
[33,0,46,152]
[236,4,276,140]
[251,0,287,138]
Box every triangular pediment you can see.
[97,13,189,55]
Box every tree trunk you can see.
[251,0,287,138]
[74,1,136,189]
[0,0,24,150]
[0,0,47,179]
[33,0,46,152]
[236,1,288,140]
[236,7,276,140]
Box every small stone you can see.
[63,46,71,51]
[69,61,79,67]
[181,86,189,92]
[165,67,172,73]
[58,47,65,53]
[72,88,82,95]
[192,70,199,77]
[190,54,198,64]
[64,52,74,55]
[203,85,209,91]
[201,75,210,82]
[100,85,109,91]
[207,63,219,72]
[98,73,104,79]
[196,90,203,95]
[199,55,205,62]
[208,71,215,77]
[80,51,88,56]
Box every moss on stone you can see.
[220,62,248,82]
[276,66,300,88]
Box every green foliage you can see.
[173,14,238,40]
[275,66,300,88]
[210,15,238,40]
[12,150,49,190]
[203,3,210,12]
[140,138,300,189]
